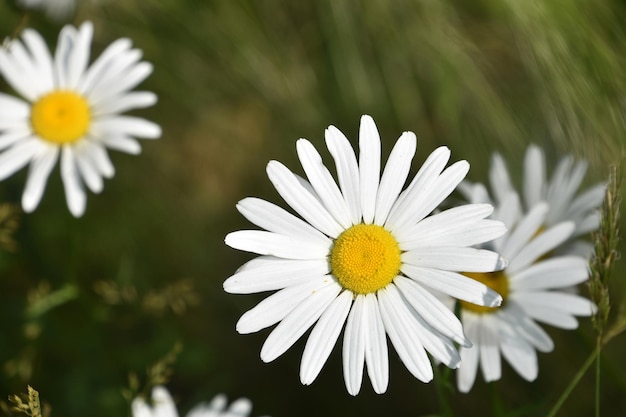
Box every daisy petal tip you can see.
[495,255,509,271]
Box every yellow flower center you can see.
[330,224,401,294]
[460,271,509,314]
[30,91,91,144]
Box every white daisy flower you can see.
[18,0,76,21]
[0,21,160,217]
[454,189,596,393]
[224,115,508,395]
[482,144,604,256]
[131,386,270,417]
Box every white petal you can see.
[513,299,580,329]
[500,202,548,261]
[224,398,252,417]
[363,293,389,394]
[546,159,587,226]
[92,116,161,139]
[53,25,75,89]
[236,276,329,334]
[90,62,154,105]
[85,143,115,178]
[394,204,506,251]
[103,136,142,155]
[74,145,104,193]
[261,280,341,362]
[22,145,59,212]
[296,139,352,228]
[402,246,507,272]
[410,308,461,369]
[489,153,514,204]
[130,398,152,417]
[478,315,501,382]
[523,145,546,209]
[394,276,469,346]
[236,197,331,246]
[501,301,554,352]
[510,256,589,291]
[343,294,367,395]
[0,138,41,181]
[93,91,157,116]
[514,291,595,316]
[60,146,86,217]
[266,160,343,238]
[359,115,381,224]
[0,41,40,100]
[225,230,329,259]
[21,29,54,92]
[325,125,361,224]
[78,38,133,94]
[0,93,30,120]
[64,22,93,89]
[386,146,450,228]
[378,285,433,382]
[500,334,538,381]
[224,257,330,294]
[402,265,502,307]
[151,386,178,417]
[507,222,575,274]
[374,131,416,225]
[387,160,469,233]
[395,203,495,247]
[457,314,480,393]
[300,291,352,385]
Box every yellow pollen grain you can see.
[460,271,509,314]
[31,90,91,144]
[330,224,401,295]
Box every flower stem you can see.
[595,338,601,417]
[545,345,601,417]
[433,365,455,417]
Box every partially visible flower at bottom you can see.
[131,386,270,417]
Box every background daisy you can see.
[17,0,76,21]
[476,144,605,257]
[132,386,270,417]
[454,188,596,392]
[0,21,160,217]
[225,115,507,395]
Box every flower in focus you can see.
[224,115,507,395]
[18,0,76,21]
[0,21,160,217]
[473,144,604,256]
[454,186,596,392]
[131,386,270,417]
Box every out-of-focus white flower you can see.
[18,0,76,21]
[0,21,160,216]
[131,386,270,417]
[225,115,508,395]
[454,187,595,392]
[467,144,604,256]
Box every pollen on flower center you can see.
[330,224,401,295]
[30,90,91,144]
[461,271,509,314]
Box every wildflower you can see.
[0,21,160,217]
[225,115,507,395]
[131,386,269,417]
[455,187,595,392]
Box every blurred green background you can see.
[0,0,625,416]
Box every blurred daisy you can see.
[455,188,595,392]
[483,144,604,256]
[18,0,76,21]
[0,21,160,217]
[132,386,270,417]
[225,115,507,395]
